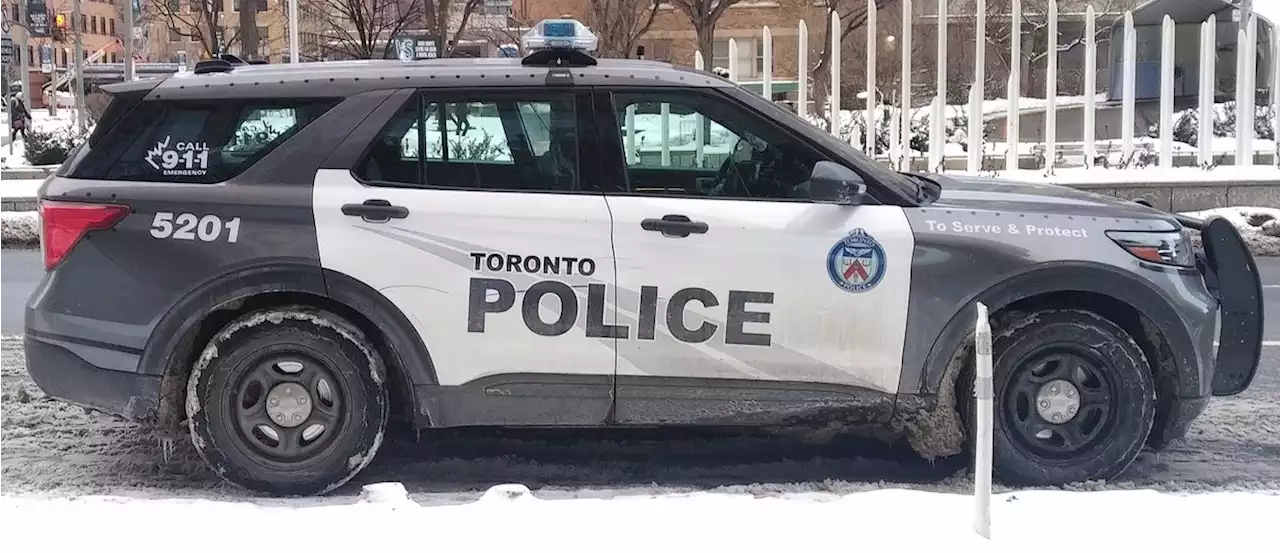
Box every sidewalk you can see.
[1,179,44,211]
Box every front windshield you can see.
[722,86,919,203]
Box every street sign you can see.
[387,35,441,61]
[39,43,52,73]
[2,37,14,64]
[27,0,49,38]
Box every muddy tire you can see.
[186,307,388,496]
[969,308,1156,486]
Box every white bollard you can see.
[763,26,773,101]
[932,0,947,171]
[1045,0,1058,171]
[728,38,739,83]
[660,102,671,167]
[968,82,982,171]
[1235,25,1249,166]
[1007,0,1021,172]
[1199,16,1216,166]
[1084,5,1096,167]
[798,20,809,120]
[1122,12,1136,163]
[968,0,986,170]
[973,301,994,540]
[1274,26,1280,167]
[1159,15,1175,167]
[901,0,914,169]
[865,0,878,156]
[625,104,637,164]
[695,52,705,167]
[831,10,841,136]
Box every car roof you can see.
[105,57,734,101]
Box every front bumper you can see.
[1178,213,1265,397]
[23,334,162,421]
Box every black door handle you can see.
[342,199,409,222]
[641,214,709,238]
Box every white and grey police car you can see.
[24,19,1263,496]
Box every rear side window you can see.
[355,91,580,192]
[69,98,337,183]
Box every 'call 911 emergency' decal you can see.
[466,251,774,346]
[145,136,210,176]
[827,228,886,293]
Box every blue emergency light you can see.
[521,19,599,54]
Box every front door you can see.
[314,89,619,426]
[598,89,916,425]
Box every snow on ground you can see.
[3,481,1278,552]
[0,179,44,199]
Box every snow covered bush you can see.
[22,125,85,166]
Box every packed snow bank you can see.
[1,211,38,247]
[1181,207,1280,257]
[2,483,1278,552]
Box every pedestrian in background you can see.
[9,87,32,142]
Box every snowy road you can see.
[3,328,1278,501]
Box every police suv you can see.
[25,19,1263,496]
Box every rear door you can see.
[313,88,620,426]
[597,88,916,425]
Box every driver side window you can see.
[612,91,832,201]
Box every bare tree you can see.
[810,0,897,117]
[470,12,529,58]
[667,0,747,68]
[422,0,485,58]
[584,0,661,58]
[237,0,262,61]
[312,0,484,59]
[148,0,242,57]
[311,0,424,59]
[982,0,1123,96]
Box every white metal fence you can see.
[666,1,1280,173]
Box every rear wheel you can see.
[969,308,1155,485]
[186,307,389,496]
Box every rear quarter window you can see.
[68,98,337,183]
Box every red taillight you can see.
[38,200,130,271]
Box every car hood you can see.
[923,173,1180,223]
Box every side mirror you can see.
[809,161,866,205]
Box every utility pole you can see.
[72,0,84,133]
[123,0,134,81]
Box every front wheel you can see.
[186,307,389,496]
[972,308,1156,486]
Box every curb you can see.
[2,199,37,212]
[1,167,56,180]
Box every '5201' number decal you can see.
[150,212,242,243]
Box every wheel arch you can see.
[917,262,1198,398]
[906,261,1202,452]
[148,263,435,435]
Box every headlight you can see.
[1106,230,1194,267]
